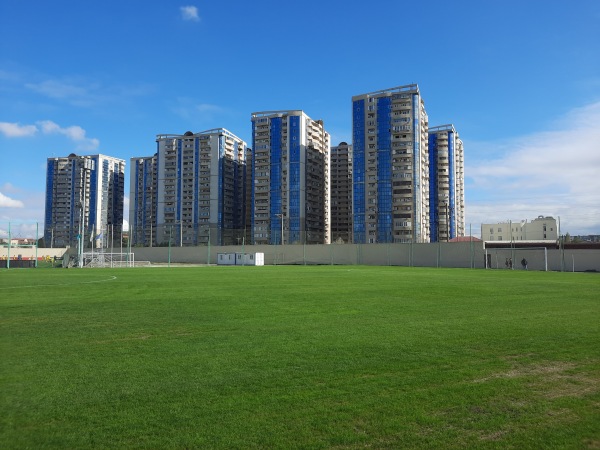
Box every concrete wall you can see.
[116,242,487,269]
[0,247,68,260]
[4,243,597,272]
[129,243,598,272]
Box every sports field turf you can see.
[1,266,599,448]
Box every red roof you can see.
[449,236,482,242]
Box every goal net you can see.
[81,252,136,268]
[484,247,548,271]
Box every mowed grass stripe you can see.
[1,266,599,449]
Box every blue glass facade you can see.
[232,140,242,232]
[269,117,282,245]
[177,140,182,228]
[428,128,459,241]
[376,97,392,243]
[134,161,141,243]
[155,142,160,235]
[251,121,256,239]
[88,159,99,235]
[352,100,366,243]
[218,136,224,245]
[289,116,301,243]
[70,161,76,241]
[44,161,54,244]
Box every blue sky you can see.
[1,0,599,238]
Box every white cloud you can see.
[0,122,38,137]
[466,101,600,236]
[0,120,99,150]
[180,6,200,21]
[25,79,89,100]
[0,190,47,237]
[0,192,24,208]
[24,77,154,108]
[0,183,20,194]
[37,120,99,151]
[172,98,227,124]
[196,103,223,113]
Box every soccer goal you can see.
[81,252,136,268]
[484,247,548,271]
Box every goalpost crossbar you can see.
[484,247,548,271]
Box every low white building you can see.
[481,216,558,242]
[217,252,264,266]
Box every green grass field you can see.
[1,266,599,449]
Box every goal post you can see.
[81,252,135,268]
[484,247,548,271]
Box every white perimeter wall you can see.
[101,243,600,272]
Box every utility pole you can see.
[276,213,285,245]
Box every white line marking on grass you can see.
[0,276,118,290]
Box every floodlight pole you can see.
[207,226,211,265]
[276,213,284,245]
[7,222,11,270]
[78,198,84,268]
[509,220,514,270]
[35,222,38,268]
[127,223,132,267]
[168,225,172,268]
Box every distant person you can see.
[505,258,509,269]
[521,258,528,270]
[509,258,513,269]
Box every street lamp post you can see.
[176,221,183,247]
[168,225,172,267]
[444,202,449,242]
[276,213,285,245]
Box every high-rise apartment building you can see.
[330,142,353,243]
[44,153,125,248]
[352,84,430,243]
[428,125,465,241]
[130,129,249,247]
[251,110,330,245]
[130,154,158,247]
